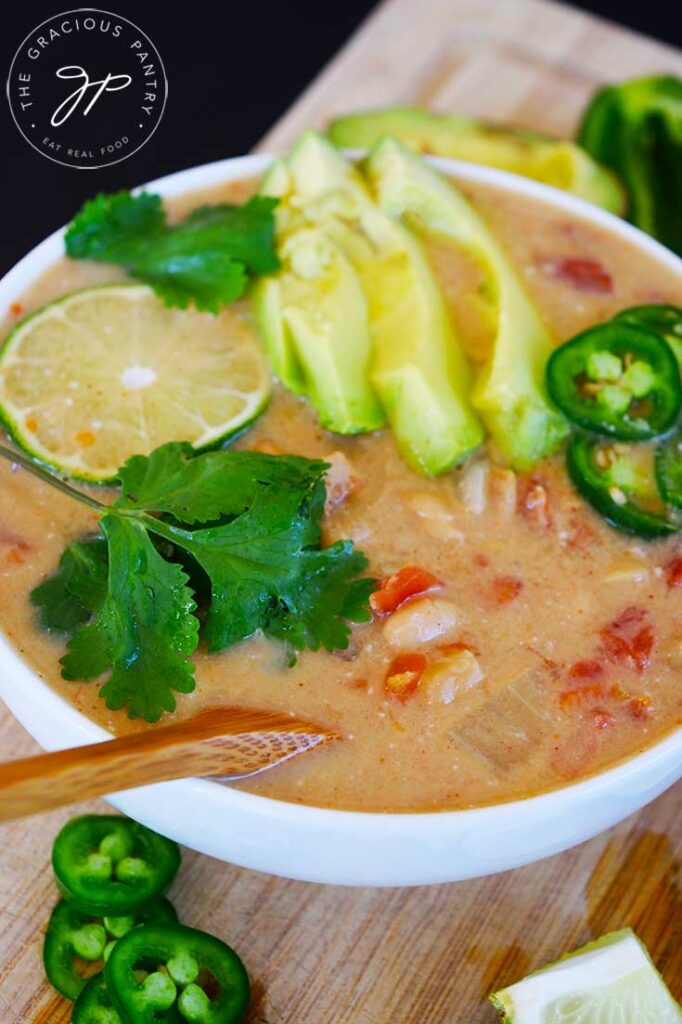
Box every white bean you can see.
[404,491,463,541]
[425,649,484,704]
[383,597,459,648]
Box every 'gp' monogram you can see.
[51,65,132,126]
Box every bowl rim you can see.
[0,149,680,841]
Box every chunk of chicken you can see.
[458,462,488,515]
[324,451,360,515]
[488,466,517,520]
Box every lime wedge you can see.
[491,929,682,1024]
[0,284,271,481]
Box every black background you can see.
[1,0,679,276]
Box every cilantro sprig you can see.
[26,443,374,722]
[64,191,280,312]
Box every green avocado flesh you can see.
[255,152,382,433]
[257,131,484,473]
[252,228,383,433]
[365,137,569,469]
[329,107,626,214]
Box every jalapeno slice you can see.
[655,429,682,509]
[615,304,682,364]
[43,897,178,1000]
[105,923,250,1024]
[52,815,181,916]
[72,974,127,1024]
[547,321,681,440]
[566,433,679,538]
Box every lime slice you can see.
[0,284,271,481]
[491,929,682,1023]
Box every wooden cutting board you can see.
[1,1,680,1021]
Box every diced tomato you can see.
[601,633,629,663]
[384,653,428,701]
[544,257,613,293]
[490,575,524,605]
[591,709,615,730]
[370,565,443,616]
[568,658,604,681]
[9,302,22,316]
[628,695,654,720]
[600,606,654,672]
[559,683,606,710]
[664,556,682,589]
[630,626,654,670]
[565,655,602,679]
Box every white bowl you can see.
[1,154,681,887]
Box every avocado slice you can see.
[365,137,569,469]
[253,227,383,433]
[284,131,484,473]
[254,148,383,430]
[253,159,307,395]
[251,276,307,396]
[329,108,625,215]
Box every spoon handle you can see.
[0,707,336,822]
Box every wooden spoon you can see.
[0,706,338,822]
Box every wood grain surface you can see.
[2,1,681,1020]
[0,707,335,823]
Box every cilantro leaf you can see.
[64,192,279,313]
[60,516,198,722]
[170,487,321,651]
[64,191,165,262]
[266,543,370,651]
[338,576,377,624]
[130,251,247,312]
[178,198,280,275]
[31,443,375,722]
[31,537,108,634]
[116,441,328,525]
[161,487,370,655]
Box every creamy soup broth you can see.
[1,176,681,811]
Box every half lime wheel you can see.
[0,284,271,481]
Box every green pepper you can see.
[43,897,177,1000]
[578,76,682,256]
[546,321,681,440]
[72,973,128,1024]
[105,923,250,1024]
[616,304,682,365]
[52,815,181,917]
[656,430,682,509]
[566,433,679,538]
